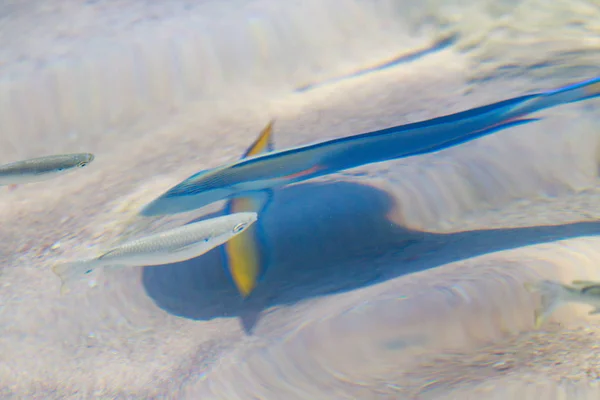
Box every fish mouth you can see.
[78,154,95,168]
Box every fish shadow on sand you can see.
[141,180,600,333]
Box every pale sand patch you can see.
[0,39,599,400]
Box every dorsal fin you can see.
[241,120,275,159]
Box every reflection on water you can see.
[1,0,600,398]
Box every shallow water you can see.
[1,0,600,398]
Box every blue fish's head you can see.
[139,168,234,217]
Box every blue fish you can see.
[140,76,600,218]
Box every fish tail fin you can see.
[524,280,570,328]
[51,259,98,295]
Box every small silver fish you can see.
[0,153,94,185]
[524,279,600,328]
[52,211,258,294]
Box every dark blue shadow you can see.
[141,180,600,333]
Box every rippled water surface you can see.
[1,0,600,398]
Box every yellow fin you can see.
[242,120,275,158]
[223,192,271,298]
[226,225,261,297]
[222,120,275,298]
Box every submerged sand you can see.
[1,2,600,399]
[0,53,599,398]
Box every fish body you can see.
[140,76,600,217]
[524,279,600,328]
[52,211,258,294]
[0,153,94,185]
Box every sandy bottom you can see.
[1,49,600,399]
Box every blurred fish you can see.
[139,76,600,217]
[524,279,600,328]
[52,211,258,294]
[0,153,94,186]
[221,121,274,298]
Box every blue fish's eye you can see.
[78,162,88,168]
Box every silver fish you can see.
[524,279,600,328]
[0,153,94,185]
[52,211,258,294]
